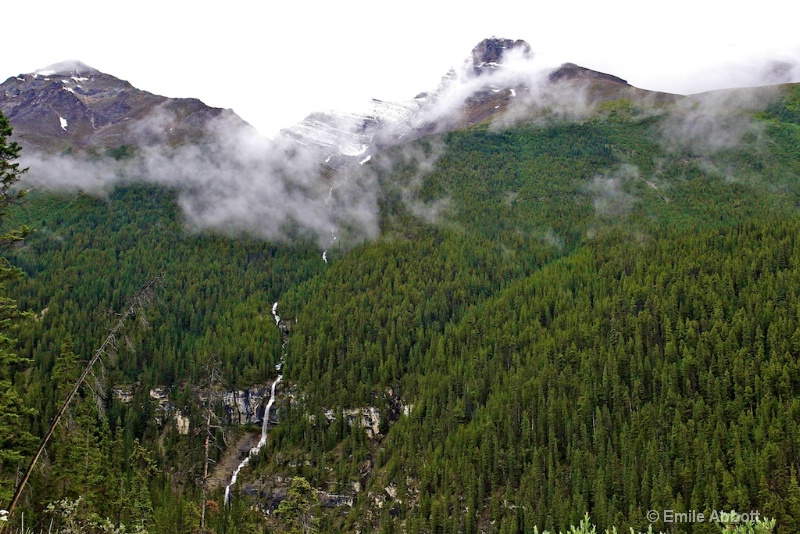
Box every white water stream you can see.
[225,193,334,501]
[322,187,337,263]
[224,301,285,504]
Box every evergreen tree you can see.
[275,477,320,534]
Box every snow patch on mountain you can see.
[281,95,428,164]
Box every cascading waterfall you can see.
[322,186,336,263]
[225,212,334,502]
[224,375,282,504]
[271,301,280,325]
[224,301,285,505]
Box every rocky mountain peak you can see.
[470,37,533,75]
[1,61,249,152]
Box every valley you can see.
[0,39,799,534]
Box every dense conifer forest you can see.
[1,84,799,532]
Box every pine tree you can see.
[275,477,320,534]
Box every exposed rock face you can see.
[321,406,383,438]
[0,60,250,152]
[112,382,278,429]
[112,386,134,404]
[221,385,274,425]
[175,411,190,435]
[319,492,355,508]
[149,387,173,426]
[470,38,533,76]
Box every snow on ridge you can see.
[367,98,422,123]
[59,116,68,131]
[282,86,432,162]
[341,143,369,157]
[284,112,374,158]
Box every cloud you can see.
[667,52,800,95]
[411,48,570,132]
[19,151,123,193]
[356,136,451,228]
[14,48,602,248]
[656,87,779,157]
[17,106,451,249]
[491,77,598,131]
[18,112,383,248]
[31,40,790,248]
[587,164,639,218]
[128,103,178,145]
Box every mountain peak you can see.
[470,37,533,75]
[548,62,629,85]
[1,62,250,152]
[34,60,99,77]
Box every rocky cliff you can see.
[114,383,277,433]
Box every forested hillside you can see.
[1,83,799,533]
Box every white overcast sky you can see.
[4,0,799,137]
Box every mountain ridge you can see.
[280,37,670,167]
[0,61,252,152]
[3,38,797,162]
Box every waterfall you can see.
[225,301,285,505]
[322,187,336,263]
[271,301,280,325]
[224,375,282,504]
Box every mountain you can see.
[2,39,800,534]
[0,39,672,164]
[281,37,674,166]
[0,60,252,152]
